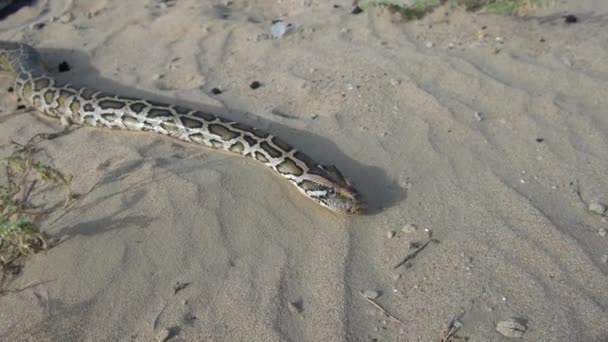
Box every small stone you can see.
[250,81,262,90]
[447,42,455,49]
[362,290,380,299]
[601,255,608,263]
[477,31,487,40]
[387,230,395,239]
[425,41,434,48]
[58,61,71,72]
[30,22,45,30]
[152,73,165,80]
[474,111,483,121]
[288,300,304,314]
[389,78,401,86]
[496,318,527,338]
[60,12,74,24]
[155,328,171,342]
[402,223,417,234]
[598,228,607,237]
[210,87,223,95]
[564,14,578,23]
[271,20,294,39]
[495,36,504,43]
[589,202,606,215]
[352,6,363,14]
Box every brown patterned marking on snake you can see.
[102,113,117,121]
[276,158,303,176]
[243,135,257,147]
[83,103,95,112]
[22,81,32,98]
[80,88,97,100]
[228,142,245,153]
[271,136,292,152]
[94,92,114,99]
[208,123,239,140]
[146,100,168,107]
[299,180,324,191]
[57,89,75,108]
[179,116,204,129]
[173,105,191,115]
[34,77,50,91]
[141,122,155,131]
[209,139,224,149]
[69,100,81,114]
[254,151,269,163]
[98,99,126,109]
[129,102,146,114]
[189,133,205,142]
[260,141,281,158]
[44,89,55,105]
[83,115,96,126]
[33,95,41,108]
[160,121,179,132]
[192,111,215,121]
[123,115,139,125]
[147,108,173,118]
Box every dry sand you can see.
[1,0,607,341]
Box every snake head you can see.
[298,164,365,214]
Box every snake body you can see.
[0,41,364,214]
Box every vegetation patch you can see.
[360,0,555,18]
[0,134,74,281]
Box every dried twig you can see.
[394,238,439,269]
[441,312,466,342]
[359,291,407,328]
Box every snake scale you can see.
[0,41,364,214]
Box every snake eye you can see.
[327,188,336,196]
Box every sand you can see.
[0,0,607,341]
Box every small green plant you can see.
[459,0,555,15]
[0,134,74,278]
[360,0,554,19]
[360,0,443,20]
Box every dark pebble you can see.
[17,105,26,110]
[58,61,71,72]
[210,87,222,95]
[352,6,363,14]
[7,87,13,93]
[564,15,578,23]
[536,138,544,143]
[249,81,262,89]
[333,4,340,9]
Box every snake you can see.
[0,41,364,214]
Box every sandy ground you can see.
[0,0,607,341]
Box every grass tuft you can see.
[360,0,555,19]
[0,134,74,279]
